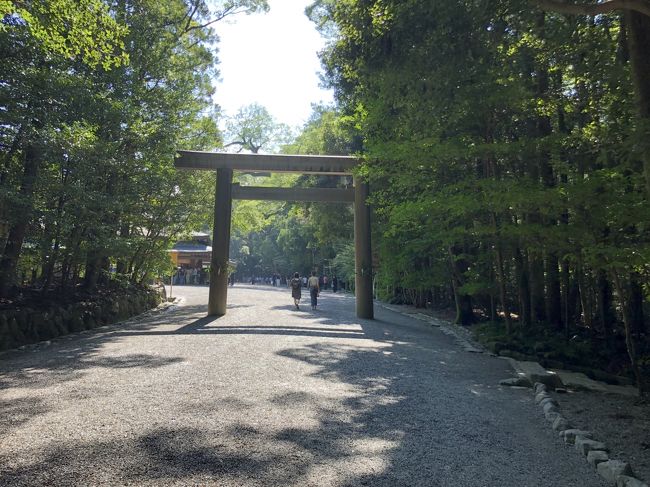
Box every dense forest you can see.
[1,1,649,396]
[305,0,650,396]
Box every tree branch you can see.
[182,5,261,35]
[535,0,650,17]
[223,140,246,148]
[182,0,202,34]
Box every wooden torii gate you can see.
[174,151,374,319]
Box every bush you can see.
[472,320,635,383]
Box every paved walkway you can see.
[0,286,607,486]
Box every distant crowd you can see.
[243,274,346,292]
[173,266,207,285]
[172,266,348,293]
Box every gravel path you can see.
[0,285,608,486]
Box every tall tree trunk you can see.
[41,236,61,293]
[529,254,546,323]
[0,143,40,297]
[561,259,571,338]
[40,186,68,292]
[527,11,555,325]
[0,124,26,241]
[61,225,83,290]
[596,270,615,343]
[611,269,648,397]
[625,11,650,198]
[491,213,512,333]
[576,256,593,328]
[83,250,103,291]
[116,223,131,274]
[448,246,475,325]
[545,252,562,327]
[628,273,646,339]
[515,247,532,327]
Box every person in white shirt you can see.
[308,271,320,310]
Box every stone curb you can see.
[526,381,647,486]
[376,302,485,354]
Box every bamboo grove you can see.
[310,0,650,394]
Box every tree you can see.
[0,0,269,297]
[223,103,292,153]
[0,0,128,68]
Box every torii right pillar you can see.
[354,177,374,319]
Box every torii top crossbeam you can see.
[175,150,358,175]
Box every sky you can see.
[213,0,334,129]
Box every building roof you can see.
[169,243,212,252]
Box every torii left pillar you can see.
[354,177,373,319]
[208,168,233,316]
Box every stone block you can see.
[597,460,633,484]
[509,361,563,390]
[561,429,593,444]
[535,392,550,404]
[552,416,570,432]
[530,372,564,390]
[543,401,559,415]
[616,475,648,487]
[499,377,532,387]
[545,410,561,422]
[587,450,609,466]
[540,397,559,409]
[575,436,608,456]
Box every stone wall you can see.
[0,288,161,351]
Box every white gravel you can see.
[0,285,608,486]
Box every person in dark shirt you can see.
[290,272,302,310]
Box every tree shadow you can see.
[0,426,275,486]
[1,332,596,486]
[111,303,370,340]
[0,396,50,436]
[0,303,200,390]
[0,294,608,486]
[259,314,608,486]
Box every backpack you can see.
[291,278,300,291]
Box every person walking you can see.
[308,271,320,310]
[332,275,338,293]
[290,272,302,310]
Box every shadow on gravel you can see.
[0,396,50,436]
[0,349,186,390]
[0,426,274,486]
[262,313,598,486]
[115,305,370,340]
[0,305,202,389]
[0,292,604,486]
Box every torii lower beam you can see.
[175,151,373,320]
[232,184,355,203]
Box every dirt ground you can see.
[556,390,650,483]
